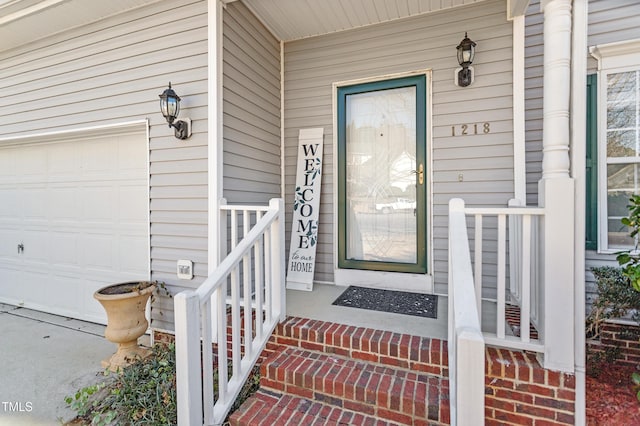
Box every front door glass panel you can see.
[338,75,426,273]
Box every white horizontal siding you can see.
[284,0,513,291]
[0,0,209,331]
[222,1,281,205]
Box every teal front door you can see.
[337,74,427,274]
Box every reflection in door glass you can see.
[345,86,417,263]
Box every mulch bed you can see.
[587,361,640,425]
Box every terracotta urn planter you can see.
[94,281,156,371]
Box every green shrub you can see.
[587,266,640,338]
[66,343,261,425]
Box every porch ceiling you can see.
[240,0,495,42]
[0,0,532,53]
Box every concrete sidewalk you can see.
[0,303,116,425]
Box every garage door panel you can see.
[22,187,47,220]
[118,134,148,173]
[50,232,79,266]
[82,141,117,178]
[47,275,82,313]
[22,230,49,262]
[0,230,21,259]
[48,187,81,222]
[81,234,113,270]
[0,189,18,217]
[0,129,149,324]
[119,186,148,221]
[0,266,23,299]
[0,152,17,182]
[17,148,47,180]
[83,186,116,221]
[49,143,80,178]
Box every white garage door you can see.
[0,127,149,324]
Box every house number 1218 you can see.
[451,122,490,136]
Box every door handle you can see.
[411,164,424,185]
[17,243,24,254]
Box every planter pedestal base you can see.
[102,340,152,372]
[94,281,156,372]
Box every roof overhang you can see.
[0,0,162,53]
[0,0,530,52]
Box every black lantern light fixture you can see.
[455,32,476,87]
[159,82,191,139]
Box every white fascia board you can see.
[590,39,640,71]
[507,0,530,20]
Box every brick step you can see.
[263,317,448,377]
[257,346,450,425]
[229,389,404,426]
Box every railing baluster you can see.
[521,214,532,343]
[508,199,523,304]
[497,214,506,340]
[474,214,483,321]
[264,227,272,325]
[243,210,252,359]
[255,211,264,341]
[216,281,228,406]
[255,237,264,341]
[201,298,215,423]
[231,209,238,250]
[231,266,241,376]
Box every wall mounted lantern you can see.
[159,82,191,139]
[455,32,476,87]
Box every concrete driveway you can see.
[0,303,115,425]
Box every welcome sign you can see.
[286,128,324,291]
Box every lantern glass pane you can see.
[167,97,179,117]
[462,49,471,64]
[160,97,168,117]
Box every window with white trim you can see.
[591,39,640,251]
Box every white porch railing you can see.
[174,198,285,426]
[448,198,485,426]
[448,197,546,424]
[462,199,545,353]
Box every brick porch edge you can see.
[154,316,575,424]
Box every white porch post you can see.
[538,0,575,372]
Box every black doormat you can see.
[332,286,438,319]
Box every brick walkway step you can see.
[264,317,448,377]
[259,346,450,425]
[230,389,410,426]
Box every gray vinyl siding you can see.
[0,0,208,331]
[587,0,640,73]
[284,0,514,293]
[525,1,640,312]
[525,0,640,201]
[223,2,281,204]
[583,1,640,312]
[524,0,543,207]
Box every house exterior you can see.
[1,0,640,424]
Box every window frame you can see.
[592,40,640,252]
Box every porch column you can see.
[538,0,575,373]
